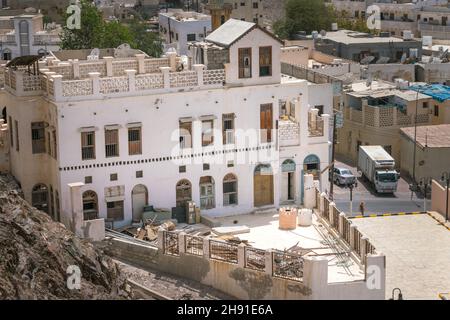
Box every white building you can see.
[3,19,331,229]
[0,12,61,60]
[159,10,212,55]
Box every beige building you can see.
[336,80,433,166]
[400,124,450,183]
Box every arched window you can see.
[55,190,60,222]
[223,173,237,206]
[176,179,192,207]
[83,190,98,220]
[32,184,48,213]
[303,154,320,180]
[200,176,215,209]
[49,185,55,218]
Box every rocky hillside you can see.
[0,174,131,299]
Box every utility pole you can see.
[419,177,431,212]
[329,111,338,201]
[411,90,419,200]
[442,172,450,222]
[347,182,356,215]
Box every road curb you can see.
[348,211,426,219]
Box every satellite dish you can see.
[87,48,100,60]
[376,56,390,64]
[360,56,375,65]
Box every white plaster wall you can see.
[56,80,321,227]
[226,27,281,86]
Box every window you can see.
[107,201,124,221]
[238,48,252,78]
[187,34,196,42]
[136,170,143,178]
[176,179,192,207]
[46,131,51,156]
[259,46,272,76]
[253,2,258,9]
[83,191,98,221]
[81,131,95,160]
[253,18,258,23]
[222,113,235,144]
[202,120,214,146]
[85,176,92,184]
[110,173,118,181]
[52,129,57,159]
[227,161,234,168]
[8,116,13,147]
[260,104,273,143]
[176,33,179,41]
[355,11,359,18]
[179,165,186,173]
[223,173,238,206]
[422,102,429,109]
[240,2,245,6]
[200,176,215,209]
[434,105,439,117]
[179,121,192,148]
[31,122,46,154]
[32,184,48,213]
[14,120,19,151]
[105,128,119,157]
[203,163,210,171]
[128,127,142,155]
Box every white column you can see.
[51,74,63,101]
[103,56,114,77]
[203,236,211,259]
[304,173,315,209]
[264,249,273,275]
[160,66,171,89]
[167,51,177,72]
[135,54,146,74]
[125,69,136,92]
[157,229,164,250]
[193,64,204,86]
[178,232,186,254]
[88,72,101,96]
[303,256,328,299]
[68,182,85,238]
[72,59,80,79]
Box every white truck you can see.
[358,145,400,194]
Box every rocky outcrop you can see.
[0,174,131,299]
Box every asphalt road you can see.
[332,159,432,216]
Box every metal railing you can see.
[163,231,179,256]
[353,228,362,257]
[244,247,266,271]
[323,197,330,221]
[342,217,351,244]
[209,240,238,264]
[272,250,304,282]
[365,240,376,255]
[332,206,340,228]
[185,235,203,256]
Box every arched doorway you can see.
[31,184,48,213]
[132,184,148,222]
[254,164,274,207]
[176,179,192,208]
[281,159,296,202]
[200,176,215,209]
[82,190,98,220]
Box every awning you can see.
[126,122,142,128]
[79,126,98,132]
[179,117,195,123]
[199,115,217,121]
[105,196,125,202]
[104,124,121,130]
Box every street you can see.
[331,159,431,216]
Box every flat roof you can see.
[322,30,409,45]
[351,214,450,299]
[209,211,365,283]
[401,124,450,148]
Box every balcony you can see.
[4,53,226,101]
